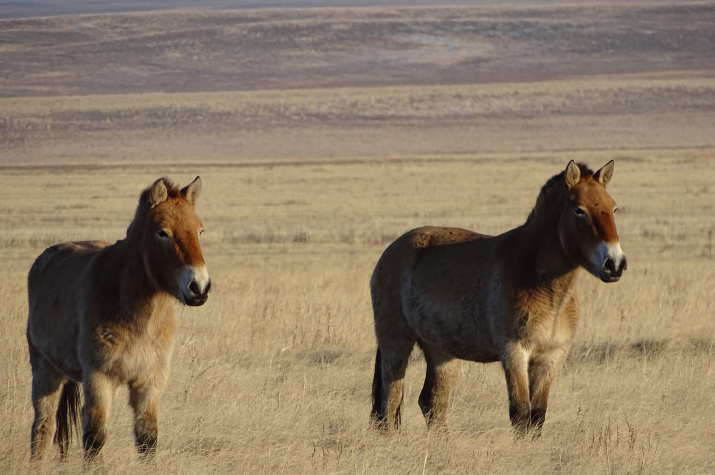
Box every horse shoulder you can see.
[81,295,176,381]
[555,292,581,341]
[508,279,581,351]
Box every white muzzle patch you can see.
[179,265,211,305]
[590,241,627,282]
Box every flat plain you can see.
[1,1,714,473]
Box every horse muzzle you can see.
[599,254,627,282]
[592,242,627,283]
[180,265,211,306]
[183,279,211,306]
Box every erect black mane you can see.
[126,178,182,237]
[525,163,594,225]
[138,177,181,207]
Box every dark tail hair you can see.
[370,348,383,425]
[54,381,82,458]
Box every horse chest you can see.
[513,289,579,350]
[90,322,174,382]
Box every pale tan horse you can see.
[370,161,626,435]
[27,177,211,461]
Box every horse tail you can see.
[54,381,82,458]
[370,348,383,425]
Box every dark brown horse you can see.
[370,161,626,435]
[27,177,211,461]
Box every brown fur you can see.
[370,161,626,435]
[27,177,211,462]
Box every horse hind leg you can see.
[370,270,416,431]
[371,336,415,431]
[417,342,457,430]
[29,344,67,460]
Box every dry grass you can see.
[1,2,715,474]
[1,154,714,474]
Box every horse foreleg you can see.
[82,372,116,462]
[129,371,168,458]
[528,349,567,436]
[418,342,457,430]
[29,347,66,460]
[501,342,531,436]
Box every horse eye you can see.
[199,229,204,237]
[573,207,587,217]
[613,207,619,214]
[157,229,169,238]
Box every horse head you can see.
[137,176,211,305]
[560,160,627,282]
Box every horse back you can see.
[29,241,110,298]
[404,226,489,250]
[371,226,488,293]
[30,240,107,278]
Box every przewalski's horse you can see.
[370,161,626,435]
[27,177,211,461]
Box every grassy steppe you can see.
[1,2,714,473]
[1,153,713,473]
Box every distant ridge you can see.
[0,0,675,20]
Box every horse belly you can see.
[401,286,499,363]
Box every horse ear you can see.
[182,176,202,204]
[594,160,614,186]
[565,160,580,188]
[148,178,168,208]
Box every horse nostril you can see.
[620,256,628,273]
[188,280,200,295]
[603,258,617,275]
[188,279,210,296]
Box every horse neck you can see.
[520,207,580,288]
[109,236,173,325]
